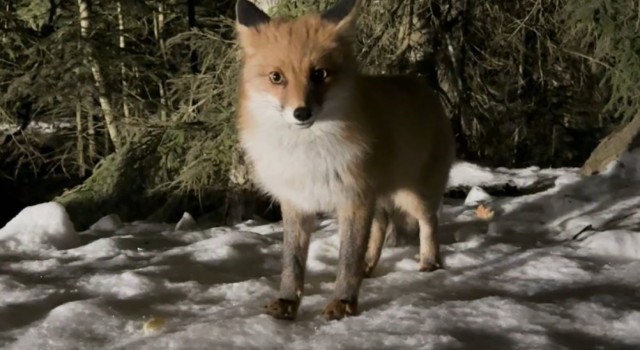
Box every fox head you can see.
[235,0,360,129]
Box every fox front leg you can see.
[264,201,315,320]
[323,200,374,320]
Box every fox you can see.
[234,0,455,321]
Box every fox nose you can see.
[293,107,313,122]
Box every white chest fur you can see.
[241,122,364,214]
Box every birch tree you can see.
[153,0,168,121]
[116,1,130,120]
[77,0,120,149]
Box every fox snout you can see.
[293,107,313,124]
[282,105,315,128]
[293,107,313,122]
[281,77,321,128]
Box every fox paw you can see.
[264,298,299,320]
[418,260,442,272]
[363,263,377,278]
[322,299,358,321]
[364,255,381,278]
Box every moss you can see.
[54,120,235,230]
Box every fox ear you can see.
[236,0,270,29]
[321,0,359,32]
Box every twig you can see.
[561,47,613,70]
[507,0,542,41]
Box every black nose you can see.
[293,107,313,122]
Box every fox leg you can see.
[264,201,315,320]
[364,205,389,278]
[323,200,374,320]
[394,190,442,272]
[417,204,442,272]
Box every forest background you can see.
[0,0,638,229]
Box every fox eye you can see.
[269,71,284,85]
[310,68,328,84]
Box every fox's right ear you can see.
[236,0,271,29]
[321,0,359,35]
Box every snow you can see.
[89,214,124,232]
[175,212,197,231]
[462,185,492,206]
[2,158,640,349]
[447,161,572,190]
[0,202,79,251]
[0,121,73,136]
[579,230,640,259]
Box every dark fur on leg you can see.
[323,200,374,320]
[264,201,315,320]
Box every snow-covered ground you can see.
[0,121,73,135]
[2,154,640,349]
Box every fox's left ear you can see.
[321,0,359,35]
[236,0,270,29]
[236,0,270,51]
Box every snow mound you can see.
[0,202,79,250]
[8,300,129,350]
[176,230,272,263]
[579,230,640,259]
[448,161,574,190]
[463,186,493,206]
[67,237,122,260]
[0,276,57,307]
[90,214,124,232]
[175,212,197,231]
[80,271,157,299]
[602,148,640,180]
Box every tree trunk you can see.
[187,0,199,74]
[117,1,130,120]
[2,3,11,43]
[153,1,168,121]
[581,113,640,176]
[88,113,96,160]
[75,102,85,177]
[77,0,120,149]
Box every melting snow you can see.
[1,159,640,349]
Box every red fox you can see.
[234,0,455,321]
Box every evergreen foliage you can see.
[0,0,637,225]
